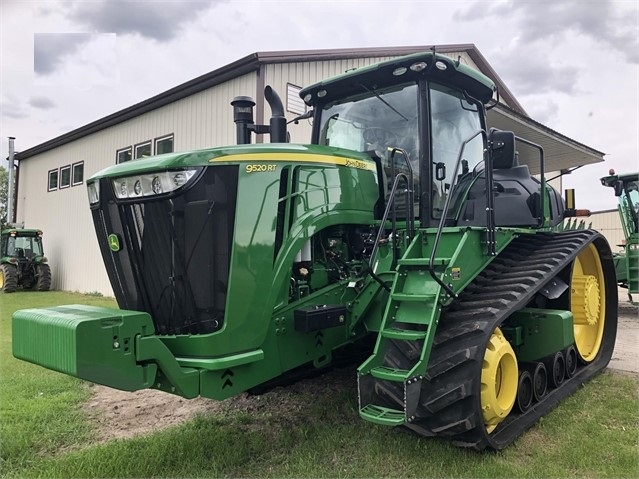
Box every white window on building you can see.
[47,169,58,192]
[135,141,152,159]
[286,83,306,115]
[59,165,71,189]
[117,147,132,164]
[155,135,174,155]
[72,162,84,186]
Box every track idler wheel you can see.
[544,352,565,389]
[481,328,518,433]
[564,345,578,378]
[515,370,533,413]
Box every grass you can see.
[1,291,638,478]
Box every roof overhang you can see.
[487,103,605,175]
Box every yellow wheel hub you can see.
[481,327,518,433]
[571,244,606,362]
[572,276,600,326]
[0,270,4,289]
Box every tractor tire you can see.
[35,263,52,291]
[0,263,18,293]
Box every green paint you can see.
[502,308,575,362]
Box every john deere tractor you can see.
[12,51,617,450]
[1,225,51,293]
[600,170,639,300]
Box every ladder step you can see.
[381,328,428,340]
[391,292,437,302]
[359,404,405,425]
[370,366,409,382]
[397,257,451,267]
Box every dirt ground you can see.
[85,296,639,443]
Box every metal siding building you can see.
[12,45,605,295]
[588,209,625,252]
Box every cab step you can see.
[381,328,428,340]
[359,404,405,425]
[370,366,409,382]
[397,257,451,267]
[391,292,437,302]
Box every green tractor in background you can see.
[600,170,639,301]
[12,51,618,450]
[0,225,52,293]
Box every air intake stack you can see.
[231,86,287,145]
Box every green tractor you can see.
[1,225,52,293]
[12,51,617,450]
[600,170,639,300]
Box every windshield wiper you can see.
[357,83,409,121]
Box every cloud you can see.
[524,98,560,125]
[69,0,218,42]
[1,104,28,120]
[456,0,639,64]
[35,33,117,87]
[29,96,56,110]
[492,49,581,96]
[34,33,93,75]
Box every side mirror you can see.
[489,129,516,169]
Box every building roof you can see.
[15,44,603,172]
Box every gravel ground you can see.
[608,291,638,375]
[84,293,639,443]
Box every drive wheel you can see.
[35,263,52,291]
[0,263,18,293]
[481,327,518,433]
[570,244,606,362]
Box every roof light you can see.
[435,61,447,71]
[317,90,327,98]
[410,61,427,72]
[392,66,407,76]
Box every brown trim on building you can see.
[255,63,266,144]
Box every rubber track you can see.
[381,230,618,450]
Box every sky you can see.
[1,0,637,210]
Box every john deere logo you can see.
[108,234,121,252]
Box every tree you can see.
[0,165,8,231]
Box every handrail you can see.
[514,136,545,227]
[369,172,412,273]
[389,147,415,240]
[428,129,487,299]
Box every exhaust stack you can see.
[264,86,286,143]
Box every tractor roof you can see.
[300,51,496,108]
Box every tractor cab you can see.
[0,226,51,293]
[302,53,565,231]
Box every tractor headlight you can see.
[87,181,100,205]
[112,169,199,200]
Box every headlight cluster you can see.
[112,170,198,200]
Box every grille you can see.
[92,166,238,335]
